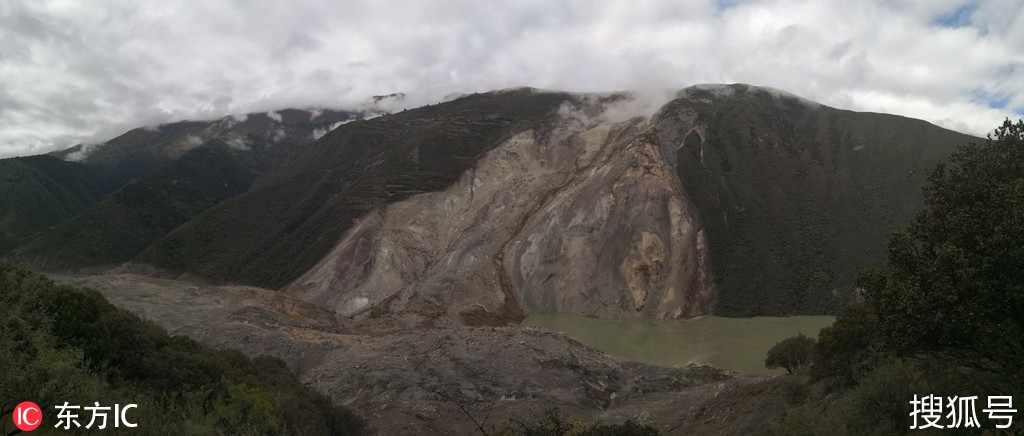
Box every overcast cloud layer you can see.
[1,0,1023,157]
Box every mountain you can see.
[9,144,258,270]
[668,84,977,315]
[126,85,978,323]
[0,155,108,254]
[136,90,573,292]
[6,85,979,322]
[1,84,999,435]
[6,109,356,270]
[51,109,356,189]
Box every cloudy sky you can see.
[1,0,1022,157]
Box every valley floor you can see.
[53,274,796,435]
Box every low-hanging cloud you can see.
[1,0,1022,157]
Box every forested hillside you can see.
[0,156,108,254]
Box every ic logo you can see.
[13,401,42,432]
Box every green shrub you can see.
[769,406,825,436]
[778,377,810,405]
[810,299,880,387]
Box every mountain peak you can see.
[680,83,823,107]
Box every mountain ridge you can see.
[4,108,360,269]
[139,85,979,322]
[4,84,982,322]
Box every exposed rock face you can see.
[286,97,717,325]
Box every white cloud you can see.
[183,134,204,149]
[1,0,1022,157]
[65,144,95,162]
[226,136,249,151]
[311,119,350,140]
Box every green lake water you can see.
[521,314,835,376]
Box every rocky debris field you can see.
[57,274,792,434]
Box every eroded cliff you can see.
[285,95,717,325]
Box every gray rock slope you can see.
[286,94,718,325]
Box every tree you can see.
[766,334,815,374]
[810,300,879,386]
[860,119,1024,387]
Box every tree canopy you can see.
[771,119,1024,435]
[858,118,1024,386]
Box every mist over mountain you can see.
[50,109,358,188]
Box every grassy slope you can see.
[0,262,366,434]
[667,85,979,315]
[138,90,572,289]
[0,155,108,254]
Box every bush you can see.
[765,334,815,374]
[810,299,880,387]
[778,377,810,405]
[768,405,825,436]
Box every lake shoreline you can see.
[521,313,835,376]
